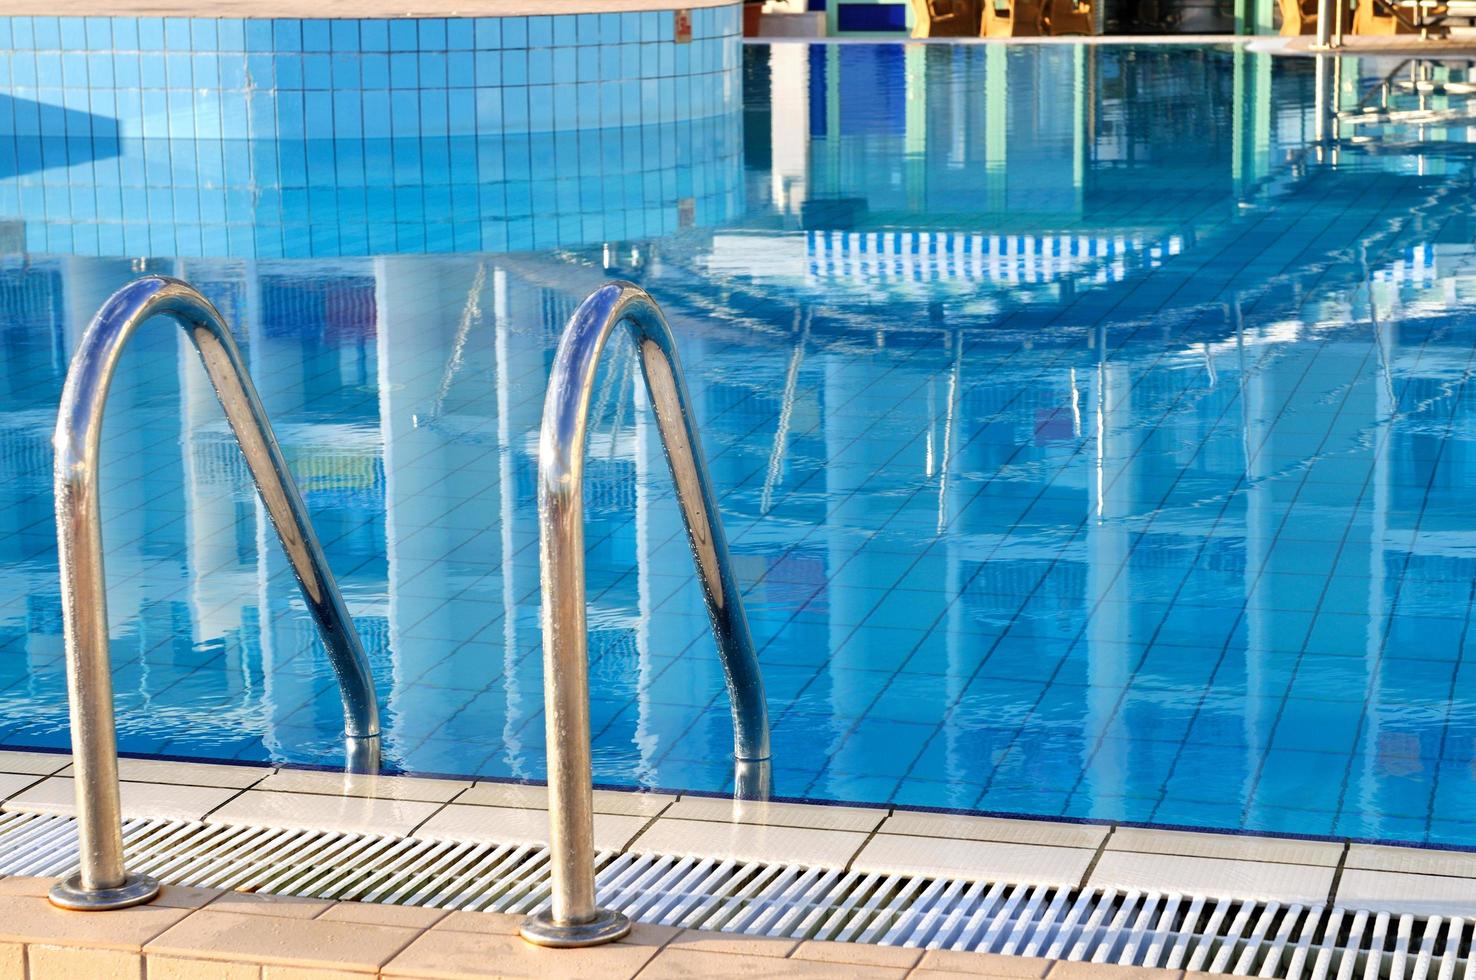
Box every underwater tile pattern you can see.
[2,43,1476,849]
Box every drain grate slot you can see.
[0,810,1462,979]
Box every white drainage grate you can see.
[0,810,1462,979]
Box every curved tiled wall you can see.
[0,7,743,257]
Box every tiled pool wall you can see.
[0,7,743,257]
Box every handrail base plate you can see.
[48,871,160,911]
[520,907,631,948]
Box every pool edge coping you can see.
[0,749,1469,918]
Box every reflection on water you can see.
[5,45,1476,846]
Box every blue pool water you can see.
[3,37,1476,848]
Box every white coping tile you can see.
[255,768,468,803]
[593,788,677,818]
[1088,850,1335,904]
[1336,868,1476,915]
[853,834,1094,887]
[414,804,648,851]
[5,776,238,821]
[207,789,439,837]
[662,796,887,833]
[0,751,68,776]
[55,757,270,789]
[0,773,44,801]
[880,811,1107,850]
[1108,827,1343,867]
[453,781,675,817]
[632,818,868,868]
[1345,843,1476,878]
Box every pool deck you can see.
[0,872,1191,979]
[0,749,1465,914]
[0,0,730,18]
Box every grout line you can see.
[1076,823,1116,891]
[1327,841,1350,907]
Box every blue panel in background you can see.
[836,2,908,31]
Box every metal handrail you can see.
[520,282,771,948]
[49,276,381,911]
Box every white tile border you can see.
[7,747,1476,917]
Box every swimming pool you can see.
[2,36,1475,850]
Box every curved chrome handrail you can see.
[49,276,381,911]
[521,282,771,948]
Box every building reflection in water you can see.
[1,46,1476,844]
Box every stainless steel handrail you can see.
[521,281,771,949]
[49,276,381,912]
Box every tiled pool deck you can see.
[0,748,1470,977]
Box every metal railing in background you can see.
[521,281,771,949]
[49,276,381,911]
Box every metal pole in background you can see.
[49,276,381,911]
[523,281,771,948]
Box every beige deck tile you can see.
[263,968,374,980]
[662,928,797,958]
[637,947,909,979]
[27,944,140,979]
[1335,868,1476,915]
[0,875,50,897]
[918,949,1053,977]
[0,751,68,776]
[153,885,225,911]
[5,776,238,822]
[206,892,335,919]
[0,943,19,978]
[149,954,260,979]
[662,797,887,833]
[853,834,1094,887]
[631,818,867,867]
[791,938,922,968]
[913,971,1007,980]
[430,910,523,936]
[255,769,469,803]
[0,893,188,950]
[146,909,419,971]
[70,758,270,789]
[881,812,1107,850]
[1087,851,1334,904]
[1050,962,1183,980]
[382,927,659,980]
[1107,828,1342,867]
[1345,843,1476,878]
[413,803,648,850]
[207,790,439,837]
[316,900,448,929]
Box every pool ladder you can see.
[47,277,771,951]
[49,276,380,911]
[522,281,770,948]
